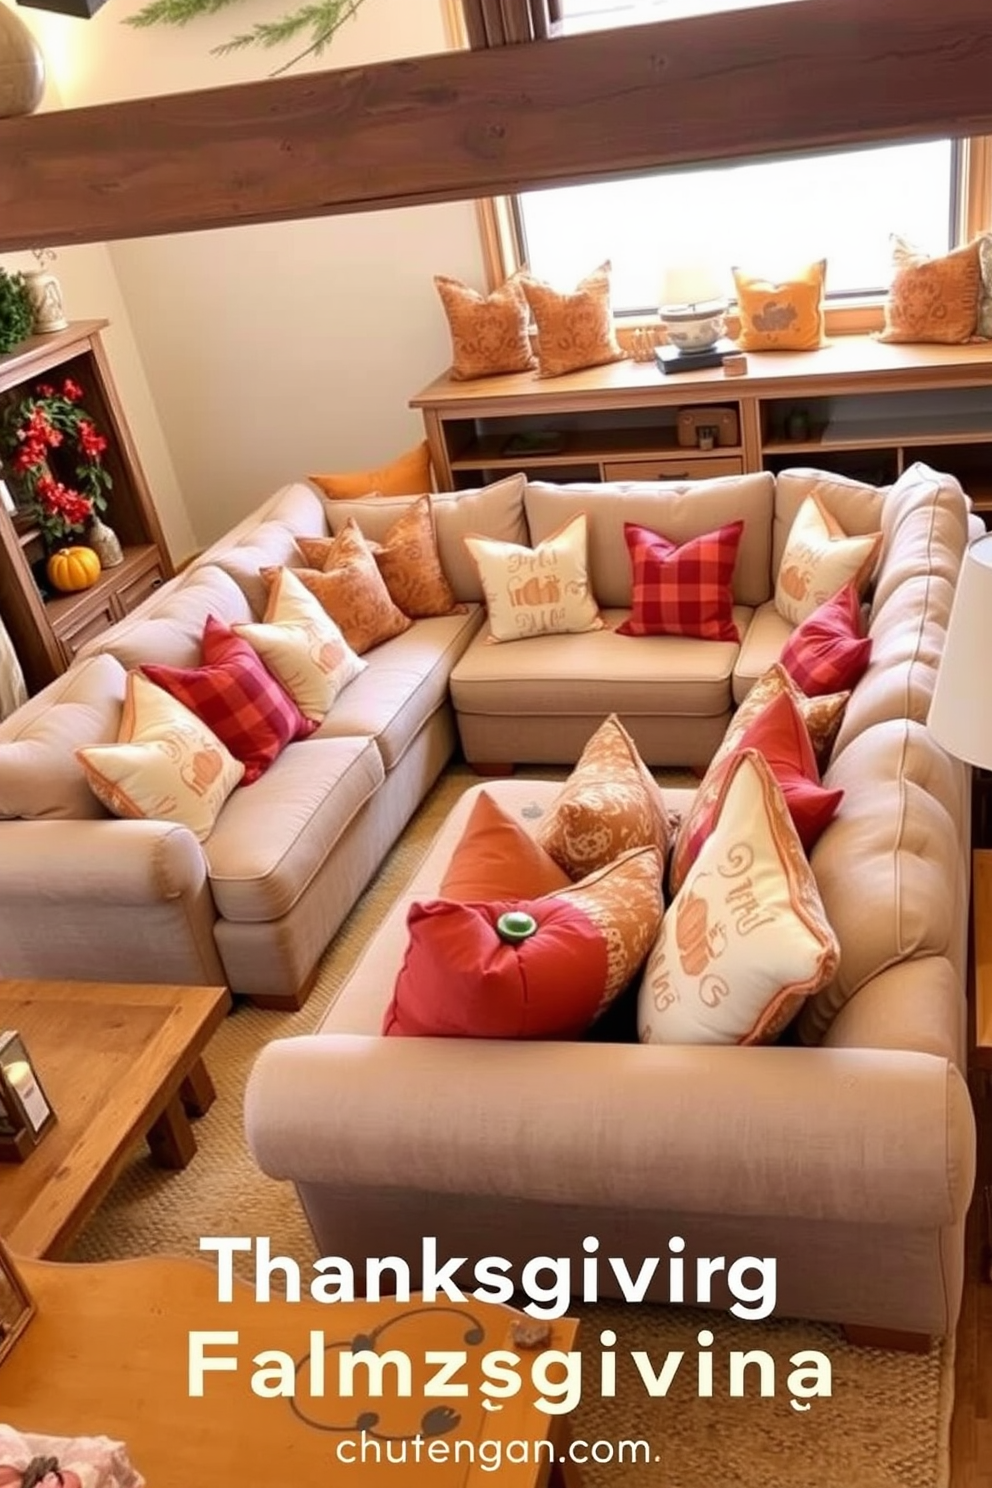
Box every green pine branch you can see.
[125,0,368,75]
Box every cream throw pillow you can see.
[234,567,366,722]
[77,671,244,842]
[775,493,881,625]
[464,513,603,643]
[638,749,839,1046]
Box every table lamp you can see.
[927,530,992,840]
[657,263,730,352]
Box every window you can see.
[506,0,966,315]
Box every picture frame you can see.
[0,1237,35,1367]
[0,1030,56,1162]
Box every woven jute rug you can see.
[70,762,954,1488]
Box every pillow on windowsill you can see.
[519,261,626,379]
[141,614,317,785]
[434,271,538,380]
[77,670,244,842]
[616,519,744,642]
[732,261,827,352]
[879,237,981,345]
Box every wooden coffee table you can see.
[0,979,230,1259]
[5,1256,582,1487]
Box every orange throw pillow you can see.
[435,272,537,380]
[732,261,826,351]
[440,790,572,902]
[520,261,626,378]
[298,497,462,619]
[263,521,411,655]
[309,439,433,500]
[879,239,980,345]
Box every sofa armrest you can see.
[245,1035,976,1230]
[0,818,226,986]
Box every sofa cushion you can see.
[211,521,307,617]
[83,565,254,671]
[304,495,462,620]
[617,519,743,641]
[324,475,528,603]
[314,607,483,770]
[266,522,412,656]
[772,469,886,579]
[77,671,245,843]
[465,513,603,643]
[774,492,881,625]
[310,439,433,500]
[525,474,774,608]
[718,662,849,773]
[639,749,839,1046]
[0,654,126,820]
[798,718,967,1041]
[780,580,872,698]
[450,607,747,723]
[732,599,794,702]
[205,734,384,922]
[439,789,572,901]
[535,713,672,880]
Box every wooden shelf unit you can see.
[412,335,992,507]
[0,321,174,693]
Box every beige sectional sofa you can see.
[245,460,978,1339]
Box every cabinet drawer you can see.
[602,456,744,481]
[114,561,166,616]
[57,601,119,664]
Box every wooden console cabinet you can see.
[0,320,174,694]
[412,335,992,513]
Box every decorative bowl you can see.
[658,298,729,352]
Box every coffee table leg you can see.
[147,1096,198,1168]
[180,1058,216,1118]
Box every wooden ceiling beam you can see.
[0,0,989,251]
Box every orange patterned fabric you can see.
[434,272,537,380]
[301,496,462,619]
[309,439,433,500]
[718,663,848,772]
[638,749,839,1047]
[732,261,826,351]
[544,844,663,1011]
[536,713,672,881]
[879,239,981,344]
[263,521,411,655]
[520,261,626,378]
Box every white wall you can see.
[21,0,485,548]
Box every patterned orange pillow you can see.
[520,261,626,378]
[879,239,980,344]
[536,713,672,881]
[720,663,848,771]
[263,521,411,655]
[434,272,537,380]
[732,261,826,351]
[301,497,463,619]
[309,439,432,500]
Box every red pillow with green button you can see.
[382,844,663,1039]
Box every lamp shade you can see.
[928,531,992,769]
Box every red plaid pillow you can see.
[616,519,744,641]
[779,581,872,696]
[142,615,316,785]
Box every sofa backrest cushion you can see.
[0,654,126,820]
[210,522,309,617]
[524,473,775,608]
[828,463,969,759]
[772,469,886,579]
[798,716,968,1042]
[82,565,254,671]
[323,474,528,603]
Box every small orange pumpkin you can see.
[46,545,101,593]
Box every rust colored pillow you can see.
[382,844,662,1039]
[434,272,537,380]
[879,239,980,344]
[722,663,849,771]
[732,261,826,351]
[300,497,462,619]
[520,261,626,378]
[536,713,672,881]
[263,521,411,655]
[439,790,572,902]
[309,439,433,500]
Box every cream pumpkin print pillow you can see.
[77,670,244,842]
[775,493,881,625]
[638,749,839,1046]
[464,512,603,643]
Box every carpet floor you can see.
[69,761,954,1488]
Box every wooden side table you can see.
[3,1257,583,1487]
[971,851,992,1071]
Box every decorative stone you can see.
[0,4,45,120]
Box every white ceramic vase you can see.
[0,3,44,120]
